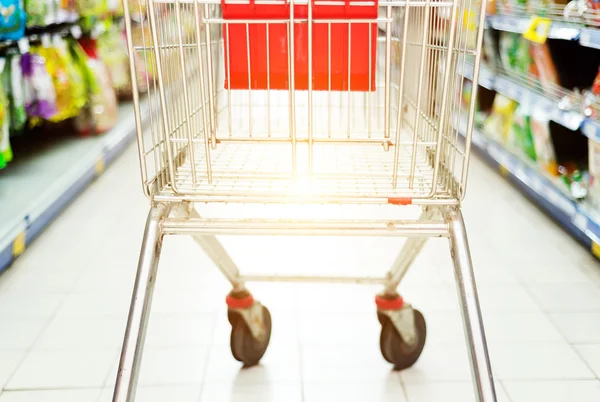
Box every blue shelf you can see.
[461,120,600,256]
[460,63,599,138]
[0,100,149,274]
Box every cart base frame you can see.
[111,203,497,402]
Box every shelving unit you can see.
[0,101,149,274]
[457,117,600,255]
[458,3,600,257]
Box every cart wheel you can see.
[229,305,272,367]
[379,309,426,370]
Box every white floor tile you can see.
[54,291,131,319]
[503,380,600,402]
[399,342,472,383]
[302,346,400,383]
[574,344,600,378]
[0,318,48,350]
[0,352,25,389]
[0,389,100,402]
[34,317,124,350]
[303,382,407,402]
[136,347,208,386]
[404,381,511,402]
[98,385,202,402]
[490,342,595,380]
[526,283,600,313]
[0,292,65,319]
[6,349,117,389]
[203,344,300,384]
[200,383,302,402]
[550,313,600,344]
[145,313,216,347]
[483,313,564,343]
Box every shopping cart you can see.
[115,0,495,400]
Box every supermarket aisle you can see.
[1,142,600,402]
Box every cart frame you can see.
[113,0,496,400]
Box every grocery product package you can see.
[509,105,536,162]
[588,139,600,209]
[0,57,10,169]
[25,0,55,28]
[97,25,133,98]
[4,52,26,135]
[21,51,58,122]
[74,37,119,135]
[0,0,26,40]
[530,112,557,175]
[529,42,560,92]
[32,36,87,123]
[483,94,518,144]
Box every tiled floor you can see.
[1,142,600,401]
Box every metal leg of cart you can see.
[171,203,272,367]
[383,206,437,294]
[447,208,497,402]
[170,203,245,291]
[113,204,169,402]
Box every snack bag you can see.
[483,94,518,144]
[529,43,560,93]
[531,112,557,175]
[97,25,131,96]
[74,37,119,135]
[76,0,108,18]
[0,58,12,169]
[21,52,58,122]
[32,36,86,122]
[0,0,25,40]
[510,105,536,161]
[5,52,26,134]
[25,0,55,28]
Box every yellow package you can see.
[483,94,518,145]
[32,36,86,122]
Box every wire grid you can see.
[127,0,484,202]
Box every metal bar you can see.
[289,1,297,179]
[171,204,245,290]
[408,0,432,188]
[174,0,197,185]
[153,194,460,205]
[112,205,169,402]
[308,0,314,176]
[427,0,460,198]
[204,4,217,146]
[392,3,411,188]
[461,0,489,198]
[447,208,497,402]
[192,0,212,183]
[241,274,388,284]
[384,5,392,139]
[162,218,450,237]
[383,207,437,292]
[146,0,179,190]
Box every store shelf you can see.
[459,62,594,134]
[487,14,582,41]
[487,14,600,49]
[0,101,149,274]
[458,117,600,256]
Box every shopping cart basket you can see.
[114,0,496,400]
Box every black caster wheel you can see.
[379,309,426,371]
[229,305,272,367]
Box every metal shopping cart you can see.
[115,0,495,400]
